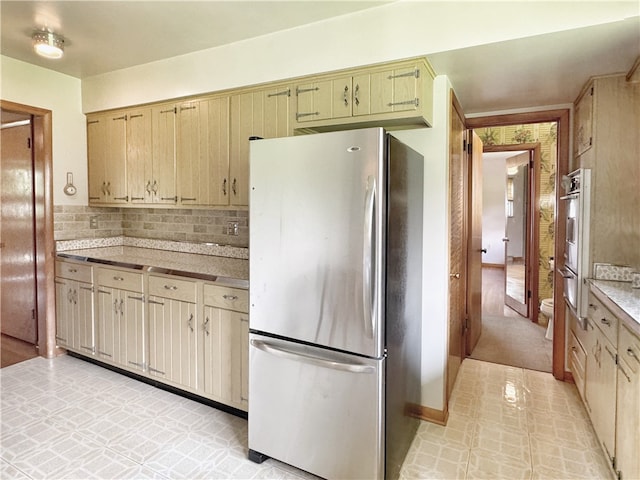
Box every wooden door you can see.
[75,283,95,354]
[151,104,177,204]
[177,101,200,205]
[230,91,264,206]
[447,97,467,398]
[1,122,37,344]
[96,287,119,362]
[105,113,128,203]
[87,115,107,203]
[120,291,145,372]
[466,130,483,354]
[127,108,153,204]
[54,279,71,347]
[148,296,197,388]
[200,97,230,206]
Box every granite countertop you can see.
[589,279,640,334]
[57,245,248,289]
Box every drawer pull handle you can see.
[113,276,124,281]
[627,348,639,363]
[164,285,178,290]
[600,318,611,327]
[68,268,77,273]
[223,294,238,301]
[588,303,597,310]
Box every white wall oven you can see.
[559,168,591,320]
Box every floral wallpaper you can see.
[476,122,557,310]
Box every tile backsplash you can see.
[54,205,248,247]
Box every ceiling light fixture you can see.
[32,30,65,59]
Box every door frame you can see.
[466,109,570,381]
[1,100,56,359]
[484,142,541,321]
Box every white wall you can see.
[482,156,506,265]
[393,75,451,410]
[1,56,87,206]
[81,1,637,112]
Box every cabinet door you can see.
[230,91,264,206]
[87,115,107,203]
[202,306,248,410]
[148,296,197,389]
[54,279,72,347]
[105,113,128,203]
[295,77,351,123]
[574,85,593,157]
[178,98,230,206]
[587,331,617,463]
[75,282,95,355]
[264,86,292,139]
[127,108,153,204]
[616,360,640,480]
[151,105,177,204]
[369,66,420,115]
[177,101,200,205]
[120,292,145,372]
[96,287,120,362]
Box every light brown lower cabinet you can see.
[615,324,640,480]
[582,287,640,480]
[55,258,248,413]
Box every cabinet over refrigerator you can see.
[248,128,424,479]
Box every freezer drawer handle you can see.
[250,339,376,374]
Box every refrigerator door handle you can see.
[250,339,376,374]
[363,175,376,338]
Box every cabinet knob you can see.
[600,318,611,327]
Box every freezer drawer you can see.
[248,333,384,480]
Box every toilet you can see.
[541,298,554,340]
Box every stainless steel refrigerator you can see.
[248,127,423,480]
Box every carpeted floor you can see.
[469,315,552,372]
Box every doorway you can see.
[465,113,569,378]
[0,100,56,363]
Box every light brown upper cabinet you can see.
[177,96,230,206]
[87,57,435,209]
[87,112,128,204]
[230,84,292,206]
[293,58,434,131]
[574,84,593,158]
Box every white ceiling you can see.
[1,1,639,114]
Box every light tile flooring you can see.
[1,355,612,480]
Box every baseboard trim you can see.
[408,403,449,426]
[482,263,505,269]
[564,371,575,384]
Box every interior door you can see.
[466,130,483,354]
[447,98,467,398]
[1,120,38,344]
[504,152,531,317]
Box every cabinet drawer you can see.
[97,267,143,292]
[149,275,197,303]
[204,284,248,312]
[588,294,618,347]
[619,324,640,374]
[569,330,587,397]
[56,260,92,283]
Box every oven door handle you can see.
[557,266,576,279]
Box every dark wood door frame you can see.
[466,109,570,381]
[1,100,56,359]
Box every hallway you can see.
[470,267,552,372]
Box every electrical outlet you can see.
[89,216,98,229]
[227,221,239,236]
